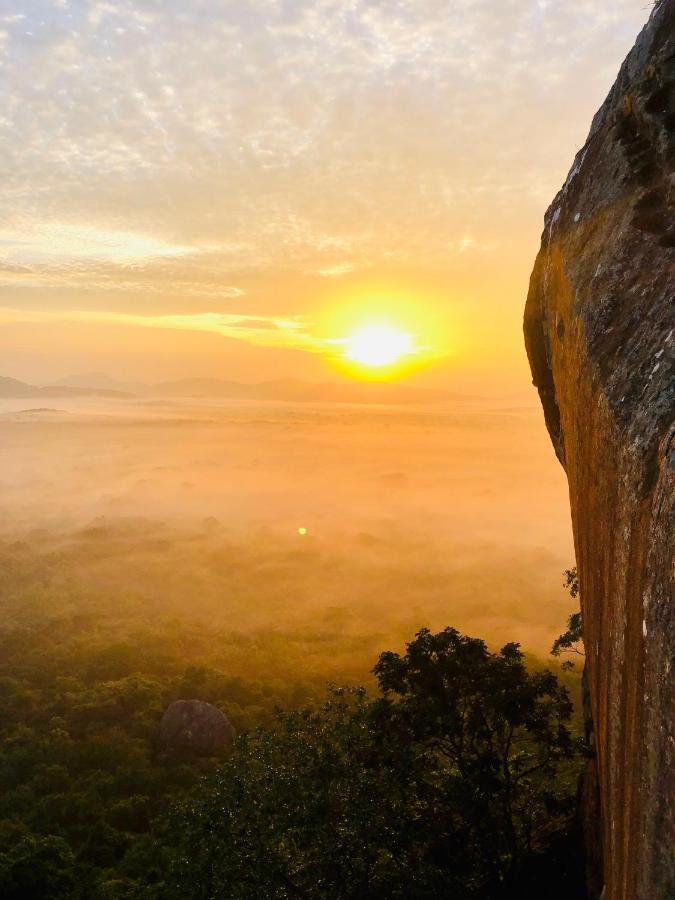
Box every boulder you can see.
[524,2,674,898]
[158,699,235,761]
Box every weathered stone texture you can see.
[524,2,675,898]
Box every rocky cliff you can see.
[524,3,675,898]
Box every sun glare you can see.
[344,324,413,368]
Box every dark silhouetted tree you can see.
[165,629,580,899]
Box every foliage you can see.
[0,599,328,896]
[0,832,77,899]
[552,568,584,670]
[165,629,583,899]
[563,567,579,598]
[0,536,584,897]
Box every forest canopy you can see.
[167,628,584,900]
[0,537,584,900]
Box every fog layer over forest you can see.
[0,395,573,678]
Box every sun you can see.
[344,324,414,368]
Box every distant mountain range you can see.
[146,376,457,404]
[51,372,145,394]
[1,372,462,405]
[0,376,132,400]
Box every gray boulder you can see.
[158,699,235,761]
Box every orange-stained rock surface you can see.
[524,2,674,898]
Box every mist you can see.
[0,394,573,684]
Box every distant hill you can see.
[5,373,464,405]
[51,371,145,394]
[0,376,131,399]
[147,376,458,405]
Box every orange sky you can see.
[0,0,650,393]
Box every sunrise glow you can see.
[344,325,414,368]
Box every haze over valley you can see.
[0,389,573,678]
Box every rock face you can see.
[524,3,674,898]
[158,700,235,761]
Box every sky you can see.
[0,0,651,390]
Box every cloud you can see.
[0,2,647,250]
[0,225,192,264]
[316,263,356,277]
[0,307,322,353]
[0,0,650,382]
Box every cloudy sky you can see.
[0,0,650,389]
